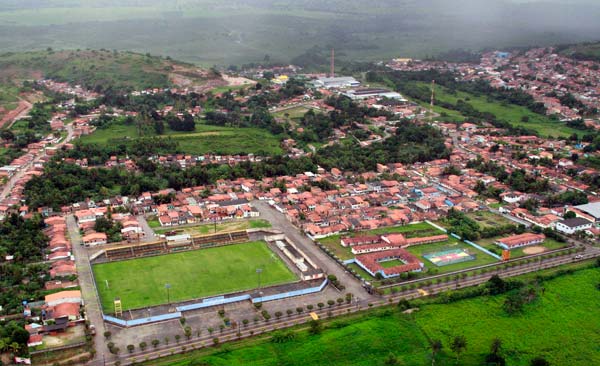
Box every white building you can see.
[312,76,360,89]
[556,217,593,235]
[343,88,406,101]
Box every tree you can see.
[127,344,135,353]
[530,356,550,366]
[564,211,576,219]
[184,326,192,340]
[430,339,443,366]
[384,353,399,365]
[485,337,506,366]
[151,339,159,348]
[139,341,147,351]
[308,320,322,335]
[450,335,467,363]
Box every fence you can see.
[464,239,502,260]
[252,279,328,303]
[176,294,252,312]
[103,312,182,327]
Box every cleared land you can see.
[93,241,297,312]
[144,266,600,366]
[153,219,271,236]
[465,210,513,228]
[79,121,283,155]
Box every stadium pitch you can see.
[92,241,297,312]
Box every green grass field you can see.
[93,241,296,312]
[144,266,600,366]
[79,121,283,155]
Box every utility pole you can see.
[330,48,335,78]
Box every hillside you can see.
[0,49,224,92]
[559,41,600,62]
[1,1,600,67]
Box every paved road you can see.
[136,215,157,242]
[67,215,108,364]
[253,201,371,298]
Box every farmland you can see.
[143,266,600,366]
[92,241,297,312]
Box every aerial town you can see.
[0,41,599,366]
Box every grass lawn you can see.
[466,210,513,228]
[476,237,570,259]
[273,106,312,120]
[346,263,376,281]
[146,216,161,229]
[143,266,600,366]
[79,121,283,155]
[154,219,271,236]
[318,222,445,261]
[93,241,296,312]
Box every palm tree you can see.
[450,335,467,364]
[430,339,443,366]
[9,342,20,355]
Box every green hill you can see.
[0,49,220,92]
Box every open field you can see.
[318,222,446,261]
[154,219,271,236]
[144,266,600,366]
[465,210,513,228]
[92,241,297,312]
[79,121,283,155]
[476,237,570,259]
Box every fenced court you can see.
[423,248,476,267]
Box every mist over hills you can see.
[0,0,599,67]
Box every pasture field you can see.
[143,266,600,366]
[92,241,297,312]
[153,219,271,236]
[79,121,283,155]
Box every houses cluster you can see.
[26,290,83,348]
[154,195,259,227]
[72,205,145,245]
[355,248,424,278]
[342,233,449,255]
[44,216,77,280]
[386,47,600,122]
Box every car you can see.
[89,324,96,336]
[573,254,583,260]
